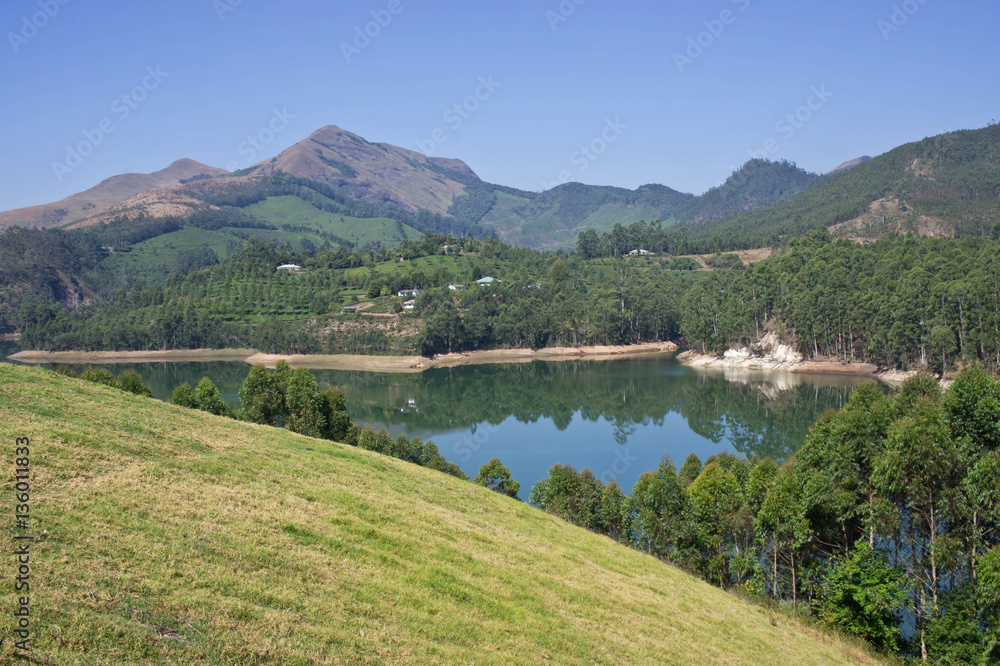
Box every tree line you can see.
[529,368,1000,662]
[680,228,1000,372]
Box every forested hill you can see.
[677,159,822,224]
[680,228,1000,372]
[12,226,1000,377]
[683,123,1000,251]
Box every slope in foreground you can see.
[0,364,882,664]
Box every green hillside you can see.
[246,195,423,247]
[686,124,1000,250]
[0,362,882,664]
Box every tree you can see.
[630,456,686,557]
[929,325,958,372]
[320,387,352,442]
[945,365,1000,452]
[678,453,702,486]
[473,458,520,498]
[873,391,972,659]
[818,542,907,653]
[980,547,1000,663]
[170,382,198,408]
[115,369,152,397]
[284,368,325,437]
[548,258,570,285]
[239,364,286,426]
[194,377,230,417]
[687,462,745,587]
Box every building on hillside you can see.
[398,289,421,298]
[448,284,466,291]
[277,264,303,272]
[403,300,416,310]
[627,249,653,256]
[341,305,361,314]
[476,276,501,286]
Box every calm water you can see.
[16,353,876,494]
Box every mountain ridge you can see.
[0,158,229,229]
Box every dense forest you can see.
[529,369,1000,662]
[680,227,1000,373]
[11,222,1000,376]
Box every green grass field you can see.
[105,227,239,275]
[0,363,885,664]
[247,196,423,247]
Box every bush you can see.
[115,369,153,397]
[170,383,198,408]
[80,367,116,387]
[194,377,231,417]
[473,458,520,498]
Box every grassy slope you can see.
[247,196,422,246]
[0,363,882,665]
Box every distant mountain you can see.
[0,124,888,249]
[252,125,483,217]
[825,156,872,176]
[679,159,822,224]
[0,159,229,229]
[684,124,1000,249]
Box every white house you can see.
[277,264,302,272]
[398,289,421,298]
[403,300,416,310]
[448,284,466,291]
[627,249,653,256]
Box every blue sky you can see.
[1,0,997,211]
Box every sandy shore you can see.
[10,343,679,374]
[8,349,257,364]
[246,342,679,373]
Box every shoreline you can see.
[675,350,914,383]
[9,343,680,374]
[7,348,257,364]
[8,343,921,381]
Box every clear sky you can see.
[1,0,997,211]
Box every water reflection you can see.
[18,355,877,492]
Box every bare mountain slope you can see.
[253,125,477,216]
[0,158,228,229]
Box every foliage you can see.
[526,369,1000,660]
[115,369,153,397]
[194,377,231,417]
[80,367,117,387]
[817,542,908,652]
[170,382,198,408]
[473,458,521,498]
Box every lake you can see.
[15,353,876,494]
